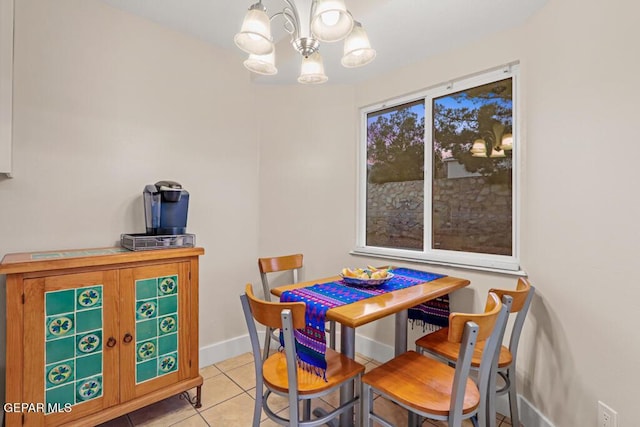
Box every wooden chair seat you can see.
[362,350,480,416]
[416,327,513,368]
[264,348,365,394]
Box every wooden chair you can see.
[416,278,534,427]
[258,254,336,360]
[362,292,509,427]
[240,284,365,427]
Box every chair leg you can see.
[252,383,263,427]
[507,367,520,427]
[408,411,420,426]
[303,399,311,420]
[263,327,272,361]
[486,387,496,427]
[476,389,487,427]
[354,375,362,427]
[329,320,337,350]
[486,362,498,427]
[362,383,372,427]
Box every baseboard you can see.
[199,334,251,368]
[491,386,554,427]
[199,330,395,367]
[201,334,554,427]
[352,332,395,362]
[517,395,555,427]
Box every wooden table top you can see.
[271,274,470,328]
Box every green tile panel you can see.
[135,275,179,384]
[136,319,158,342]
[44,286,104,413]
[136,279,158,300]
[75,308,102,333]
[45,359,75,389]
[46,290,75,316]
[158,295,178,316]
[158,333,178,355]
[75,353,102,379]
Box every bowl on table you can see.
[339,268,393,287]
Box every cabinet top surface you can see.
[0,246,205,275]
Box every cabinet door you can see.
[23,270,119,426]
[119,262,192,401]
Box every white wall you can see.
[255,84,357,282]
[1,0,639,425]
[0,0,260,400]
[257,0,640,426]
[517,0,640,425]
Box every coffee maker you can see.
[143,181,189,235]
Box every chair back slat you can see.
[489,277,531,313]
[258,254,303,274]
[448,292,501,343]
[244,284,306,329]
[490,278,535,357]
[258,254,303,302]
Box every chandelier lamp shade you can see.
[234,0,376,84]
[234,3,274,56]
[243,51,278,75]
[471,122,513,158]
[341,21,376,68]
[299,52,328,83]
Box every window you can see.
[356,66,520,271]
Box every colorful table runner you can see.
[279,268,447,379]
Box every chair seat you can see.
[263,348,365,394]
[416,327,513,368]
[362,351,480,416]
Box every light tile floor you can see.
[98,353,519,427]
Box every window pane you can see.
[432,78,513,255]
[366,101,425,250]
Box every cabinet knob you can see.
[123,333,133,343]
[106,337,117,348]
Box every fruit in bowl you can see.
[340,266,393,285]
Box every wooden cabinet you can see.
[0,247,204,426]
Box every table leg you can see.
[340,324,356,427]
[408,411,419,426]
[394,309,408,356]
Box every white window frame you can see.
[354,65,521,273]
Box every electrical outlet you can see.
[598,401,618,427]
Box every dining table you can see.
[271,270,470,427]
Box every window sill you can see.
[350,248,527,277]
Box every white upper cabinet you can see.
[0,0,13,177]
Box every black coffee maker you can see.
[143,181,189,235]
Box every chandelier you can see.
[234,0,376,84]
[471,123,513,158]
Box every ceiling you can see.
[99,0,547,85]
